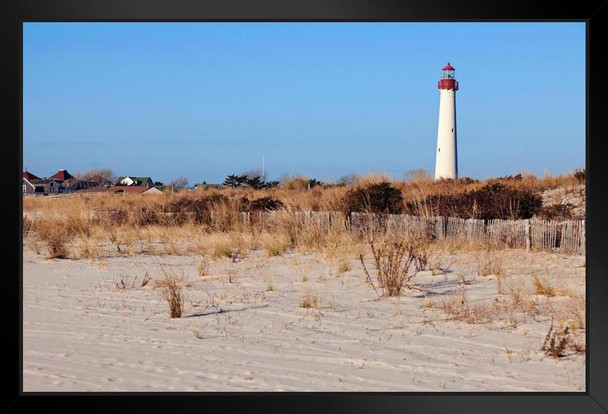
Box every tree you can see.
[336,173,359,186]
[224,171,268,189]
[74,167,116,182]
[223,174,238,188]
[241,169,266,182]
[168,176,189,191]
[223,174,246,188]
[246,175,264,189]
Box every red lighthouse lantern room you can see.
[438,62,459,91]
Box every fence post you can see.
[580,220,585,255]
[524,219,531,251]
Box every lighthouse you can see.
[434,62,459,180]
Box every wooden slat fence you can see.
[273,212,583,254]
[91,209,585,254]
[486,219,528,249]
[560,220,585,254]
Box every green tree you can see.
[246,175,264,189]
[223,174,241,188]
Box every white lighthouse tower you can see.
[434,62,459,180]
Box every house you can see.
[23,170,40,181]
[23,177,42,195]
[23,171,44,195]
[24,168,113,195]
[23,169,161,196]
[49,169,75,181]
[23,171,40,195]
[108,175,160,195]
[23,170,61,195]
[107,185,162,195]
[48,169,88,192]
[23,178,61,195]
[115,176,154,188]
[88,175,113,187]
[74,175,113,194]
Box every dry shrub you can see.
[337,261,351,274]
[164,194,228,225]
[37,226,70,258]
[505,280,527,308]
[262,208,299,248]
[476,247,504,277]
[115,272,152,290]
[496,272,506,295]
[541,321,585,358]
[281,176,311,191]
[341,182,403,214]
[109,229,137,257]
[260,232,290,257]
[426,246,452,276]
[70,237,101,260]
[441,289,494,324]
[269,208,331,252]
[31,213,90,259]
[566,293,586,331]
[297,225,328,252]
[155,266,185,318]
[135,207,163,226]
[413,236,433,272]
[197,256,209,278]
[242,196,284,212]
[359,231,429,297]
[404,182,543,220]
[323,227,360,276]
[538,203,574,220]
[552,292,586,331]
[209,198,246,232]
[532,275,555,297]
[436,238,465,255]
[351,172,392,187]
[211,232,249,262]
[23,216,33,237]
[299,292,319,309]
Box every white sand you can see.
[23,248,585,392]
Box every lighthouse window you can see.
[451,128,454,132]
[438,148,440,152]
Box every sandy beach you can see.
[23,246,585,392]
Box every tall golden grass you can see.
[22,170,584,260]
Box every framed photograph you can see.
[7,0,607,413]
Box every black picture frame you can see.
[4,1,607,413]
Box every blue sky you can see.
[23,22,585,184]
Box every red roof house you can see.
[23,171,40,180]
[49,169,75,180]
